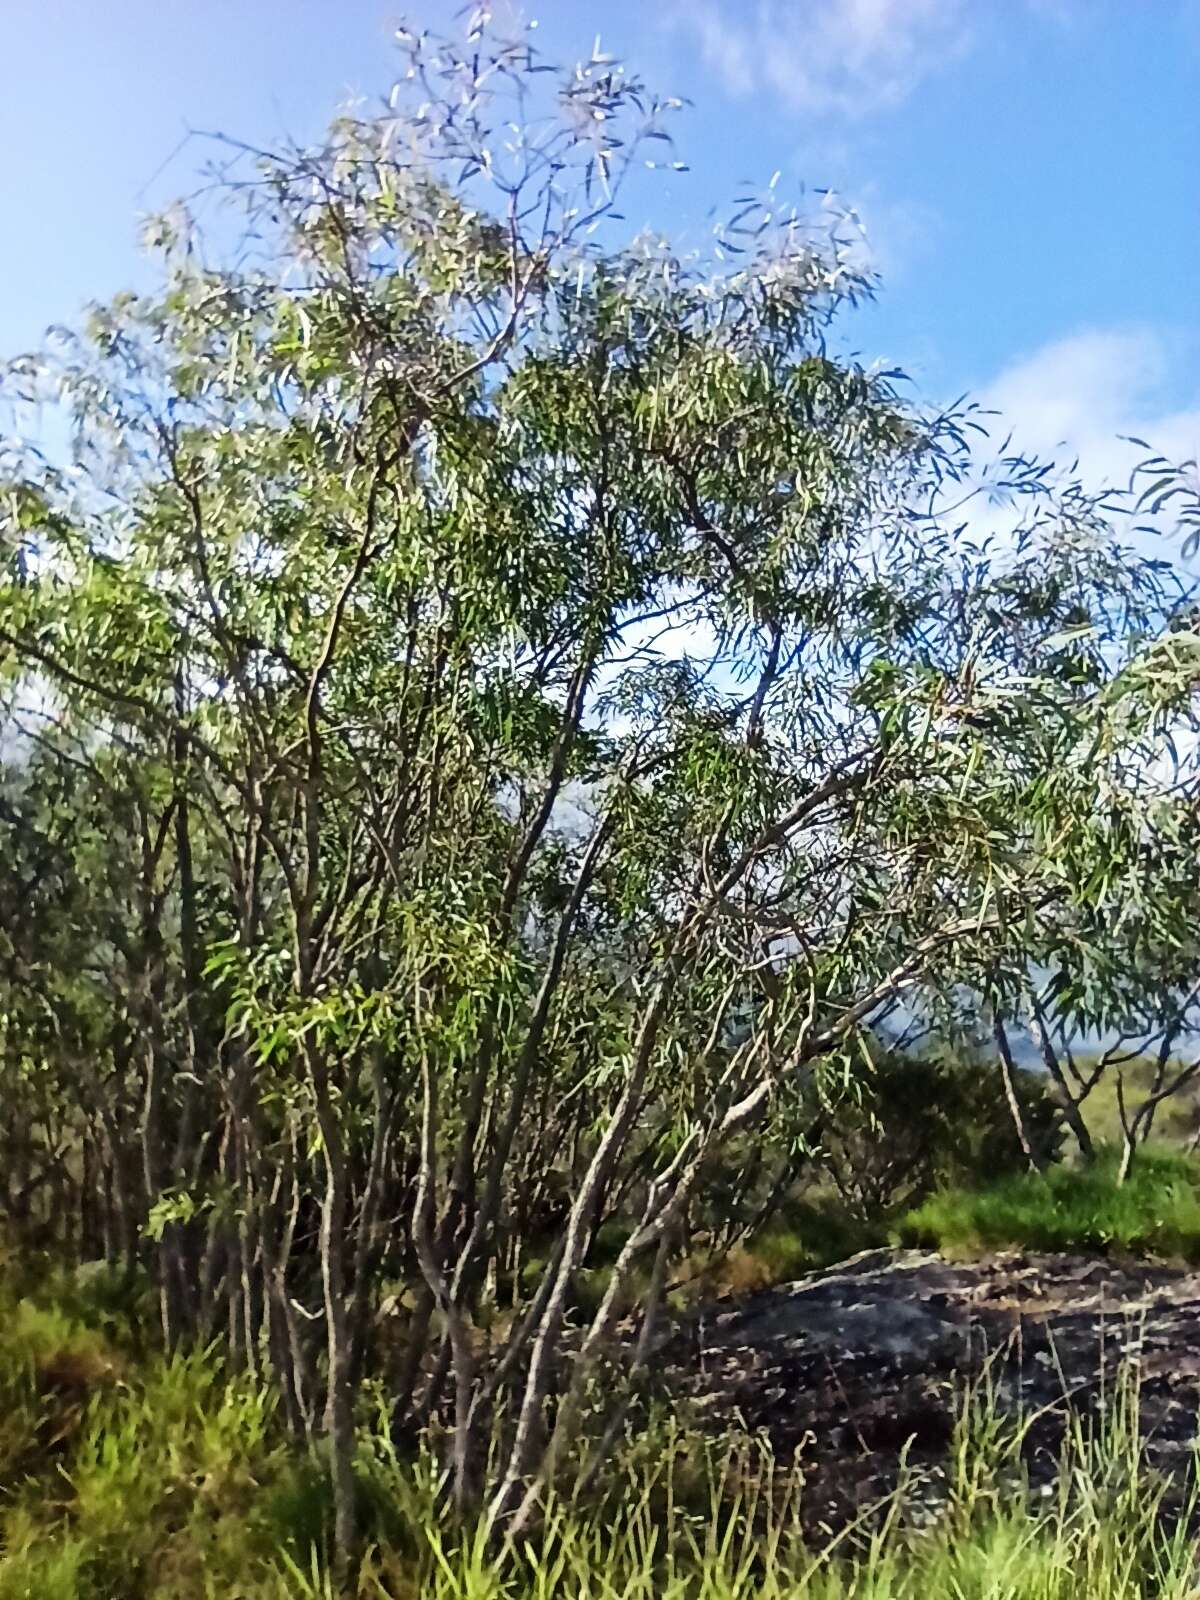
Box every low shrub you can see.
[813,1049,1064,1221]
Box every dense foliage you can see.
[2,20,1199,1562]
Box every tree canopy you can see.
[3,18,1199,1560]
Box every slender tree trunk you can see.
[1026,991,1095,1163]
[349,1049,398,1379]
[412,1038,479,1514]
[486,973,675,1533]
[992,1011,1043,1173]
[169,717,206,1340]
[307,1043,358,1571]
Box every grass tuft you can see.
[897,1147,1200,1260]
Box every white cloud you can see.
[982,330,1166,460]
[976,329,1200,552]
[674,0,974,118]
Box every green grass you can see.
[897,1147,1200,1260]
[5,1360,1200,1597]
[5,1248,1200,1596]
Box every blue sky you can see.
[2,0,1198,517]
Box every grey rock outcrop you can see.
[660,1249,1200,1531]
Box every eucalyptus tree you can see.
[2,16,1198,1562]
